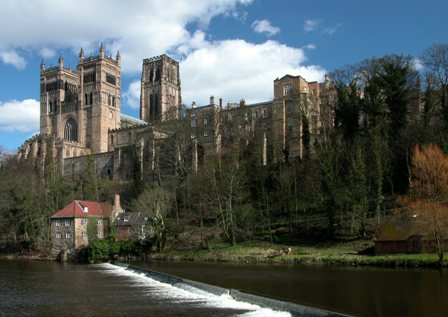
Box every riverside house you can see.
[50,195,122,261]
[113,211,150,241]
[374,220,448,254]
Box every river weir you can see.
[0,260,344,317]
[108,261,347,317]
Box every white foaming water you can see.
[98,263,292,317]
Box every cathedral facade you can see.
[18,44,332,181]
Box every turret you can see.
[99,42,105,58]
[40,59,45,72]
[79,48,84,62]
[116,51,121,66]
[58,53,63,69]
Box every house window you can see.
[124,216,129,222]
[204,130,209,137]
[81,219,87,226]
[65,232,72,239]
[110,135,114,145]
[203,117,208,125]
[55,220,61,227]
[81,231,87,238]
[286,100,293,113]
[191,131,196,139]
[56,232,62,239]
[64,220,71,227]
[284,84,292,96]
[191,111,196,118]
[191,119,197,128]
[96,232,102,238]
[97,219,102,226]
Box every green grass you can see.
[148,239,447,268]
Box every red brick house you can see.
[50,195,122,260]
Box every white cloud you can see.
[0,99,40,132]
[0,0,253,73]
[302,43,316,50]
[324,23,343,35]
[180,39,326,106]
[304,19,320,33]
[123,80,141,109]
[414,58,424,71]
[0,50,26,70]
[39,47,56,58]
[251,19,280,36]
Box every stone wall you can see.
[64,152,114,180]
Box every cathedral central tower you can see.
[140,55,181,122]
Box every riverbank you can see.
[147,240,447,268]
[0,251,51,261]
[1,239,445,268]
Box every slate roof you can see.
[51,200,112,219]
[113,212,148,226]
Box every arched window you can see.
[155,68,161,81]
[64,118,78,142]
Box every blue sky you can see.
[0,0,446,152]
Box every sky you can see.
[0,0,446,152]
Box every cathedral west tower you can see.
[78,43,121,153]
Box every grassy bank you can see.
[147,240,447,268]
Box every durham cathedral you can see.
[18,43,335,181]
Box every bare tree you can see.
[133,186,173,251]
[421,43,448,127]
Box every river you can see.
[0,259,447,316]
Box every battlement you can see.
[41,66,78,75]
[80,53,120,65]
[143,54,178,65]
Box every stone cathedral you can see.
[19,43,333,181]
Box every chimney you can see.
[210,95,215,105]
[112,194,123,221]
[219,98,222,109]
[240,99,245,107]
[192,101,196,108]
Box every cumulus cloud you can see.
[251,19,280,36]
[0,50,26,70]
[0,0,253,73]
[39,47,56,58]
[304,19,320,33]
[123,80,141,109]
[0,99,40,132]
[180,39,326,106]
